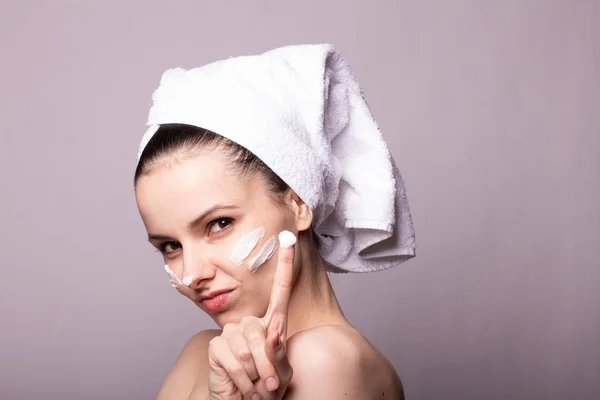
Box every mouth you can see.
[197,289,235,313]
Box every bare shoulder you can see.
[286,325,404,399]
[156,329,220,400]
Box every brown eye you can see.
[209,217,233,234]
[160,242,180,254]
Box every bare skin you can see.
[135,149,404,399]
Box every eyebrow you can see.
[147,203,240,242]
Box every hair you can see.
[135,124,289,201]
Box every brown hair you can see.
[134,124,289,201]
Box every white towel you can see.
[138,43,416,273]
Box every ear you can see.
[287,191,313,232]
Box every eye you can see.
[158,241,181,254]
[209,217,234,234]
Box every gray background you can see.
[1,1,598,399]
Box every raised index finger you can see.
[265,230,296,322]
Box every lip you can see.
[197,289,235,313]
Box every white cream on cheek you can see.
[164,264,183,288]
[247,230,296,272]
[247,235,279,272]
[180,227,276,286]
[229,227,265,265]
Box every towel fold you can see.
[138,43,416,273]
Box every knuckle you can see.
[243,323,265,342]
[208,336,222,348]
[236,348,252,361]
[281,252,294,263]
[274,276,292,289]
[208,337,223,357]
[228,364,245,379]
[246,331,264,345]
[268,333,280,348]
[222,323,237,335]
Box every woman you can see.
[134,44,416,399]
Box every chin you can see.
[212,307,264,328]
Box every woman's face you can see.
[135,149,299,327]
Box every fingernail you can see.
[278,230,296,248]
[252,394,260,400]
[265,376,278,391]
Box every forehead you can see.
[135,151,261,228]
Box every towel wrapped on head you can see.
[137,43,416,273]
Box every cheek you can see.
[244,270,275,309]
[247,235,279,272]
[246,251,280,297]
[166,239,237,277]
[229,227,265,265]
[226,225,282,273]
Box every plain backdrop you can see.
[1,1,598,399]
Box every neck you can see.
[285,237,349,338]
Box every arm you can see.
[156,329,220,400]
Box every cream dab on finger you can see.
[278,230,296,248]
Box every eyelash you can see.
[154,216,235,255]
[155,242,179,255]
[209,216,234,233]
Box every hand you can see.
[207,232,296,400]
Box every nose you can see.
[181,249,216,289]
